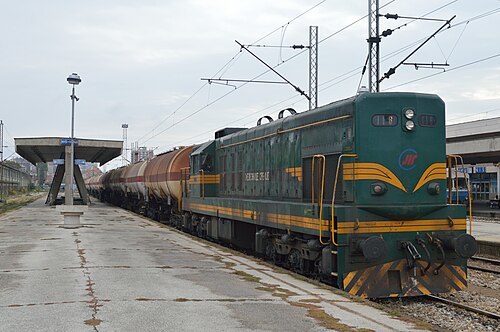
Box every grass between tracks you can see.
[0,193,44,216]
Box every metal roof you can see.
[15,137,123,166]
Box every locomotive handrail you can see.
[199,169,205,199]
[180,167,190,196]
[332,154,358,246]
[447,155,462,205]
[179,167,190,210]
[311,154,327,245]
[447,154,473,234]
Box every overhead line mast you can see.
[309,26,319,110]
[368,0,380,92]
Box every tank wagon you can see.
[87,92,477,298]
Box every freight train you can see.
[87,91,477,298]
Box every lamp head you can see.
[67,73,81,85]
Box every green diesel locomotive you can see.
[182,91,476,298]
[90,91,477,298]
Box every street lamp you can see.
[66,73,81,205]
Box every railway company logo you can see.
[399,148,418,171]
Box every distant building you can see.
[11,157,36,175]
[44,161,102,185]
[131,146,154,163]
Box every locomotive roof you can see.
[215,92,441,149]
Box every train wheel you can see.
[265,241,280,264]
[288,249,302,273]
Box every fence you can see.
[0,163,32,198]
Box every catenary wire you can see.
[146,0,398,148]
[160,2,497,150]
[148,2,499,152]
[383,53,500,91]
[137,0,327,145]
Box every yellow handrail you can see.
[447,156,452,204]
[447,154,473,234]
[331,154,357,246]
[454,160,459,204]
[312,155,327,244]
[199,169,205,199]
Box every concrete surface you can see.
[0,198,427,331]
[472,220,500,243]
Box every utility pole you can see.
[368,0,380,92]
[309,26,318,110]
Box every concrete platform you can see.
[470,220,500,256]
[467,203,500,256]
[0,199,427,331]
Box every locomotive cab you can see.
[353,92,447,217]
[334,92,477,297]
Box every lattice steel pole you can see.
[122,124,128,166]
[368,0,380,92]
[309,26,318,110]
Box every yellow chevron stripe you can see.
[413,163,446,192]
[344,163,407,192]
[452,265,466,280]
[343,271,356,289]
[348,269,371,295]
[344,260,469,298]
[442,265,466,290]
[416,283,431,295]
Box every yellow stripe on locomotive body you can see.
[413,162,447,192]
[186,202,466,233]
[285,167,303,181]
[189,174,221,185]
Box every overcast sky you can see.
[1,0,499,169]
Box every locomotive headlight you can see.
[405,120,415,131]
[371,182,387,195]
[428,182,440,195]
[404,109,415,119]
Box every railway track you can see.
[468,256,500,274]
[471,256,500,265]
[425,294,500,320]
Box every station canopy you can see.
[15,137,123,166]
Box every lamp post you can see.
[66,73,81,205]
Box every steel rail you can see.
[467,264,500,274]
[471,256,500,266]
[425,295,500,320]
